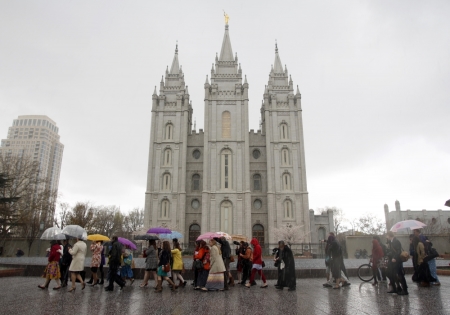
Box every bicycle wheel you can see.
[357,264,373,282]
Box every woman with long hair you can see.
[140,240,158,288]
[171,240,187,287]
[371,237,384,286]
[89,241,103,286]
[203,238,226,291]
[38,240,62,290]
[155,240,177,292]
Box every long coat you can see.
[171,248,183,271]
[69,240,87,272]
[276,246,296,288]
[209,245,225,273]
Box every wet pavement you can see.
[1,276,449,314]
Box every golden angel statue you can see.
[224,12,230,25]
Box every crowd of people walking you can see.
[36,228,441,295]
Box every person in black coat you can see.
[60,240,72,287]
[386,231,408,295]
[105,236,125,291]
[274,241,296,291]
[214,236,234,289]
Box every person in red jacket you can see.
[371,237,384,286]
[245,238,267,288]
[38,240,62,290]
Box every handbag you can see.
[163,264,170,273]
[230,255,235,263]
[194,259,203,269]
[400,250,410,262]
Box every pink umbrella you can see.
[118,237,137,250]
[196,232,221,241]
[390,220,427,232]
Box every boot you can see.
[229,275,235,287]
[166,278,178,291]
[86,276,93,285]
[154,280,162,292]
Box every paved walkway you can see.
[2,276,449,314]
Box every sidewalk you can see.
[1,276,448,314]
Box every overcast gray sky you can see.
[1,0,449,225]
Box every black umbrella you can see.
[134,234,159,241]
[445,199,450,207]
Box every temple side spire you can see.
[169,43,180,74]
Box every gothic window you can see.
[222,111,231,139]
[189,224,201,249]
[221,149,232,189]
[253,174,261,191]
[161,200,170,218]
[281,148,290,165]
[165,123,173,140]
[162,173,171,190]
[282,173,291,190]
[220,201,233,234]
[192,174,200,191]
[280,123,289,140]
[252,224,264,248]
[163,148,172,166]
[284,200,293,219]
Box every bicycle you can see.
[357,256,388,282]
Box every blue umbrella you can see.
[159,231,183,240]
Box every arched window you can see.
[281,148,290,165]
[163,173,171,190]
[221,201,233,234]
[165,123,173,140]
[280,123,289,140]
[282,173,291,190]
[161,200,170,218]
[163,148,172,166]
[189,224,201,249]
[192,174,200,191]
[221,149,232,189]
[253,174,261,191]
[222,111,231,139]
[252,224,264,248]
[318,227,326,242]
[284,200,293,218]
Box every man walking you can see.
[386,231,408,295]
[214,236,234,289]
[105,236,125,291]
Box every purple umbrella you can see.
[147,227,171,234]
[118,237,137,250]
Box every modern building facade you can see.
[0,115,64,194]
[145,24,327,248]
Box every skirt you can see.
[157,266,168,277]
[120,265,133,278]
[205,272,224,291]
[43,261,61,280]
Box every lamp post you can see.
[37,221,44,256]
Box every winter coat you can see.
[158,249,171,267]
[68,240,87,272]
[416,242,426,265]
[371,239,384,262]
[194,247,210,270]
[209,245,226,273]
[145,246,158,270]
[250,238,262,265]
[48,244,61,262]
[171,248,183,270]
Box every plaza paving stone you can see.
[1,275,449,314]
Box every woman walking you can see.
[171,240,187,287]
[121,249,135,285]
[38,240,62,290]
[155,240,178,292]
[235,241,245,284]
[140,240,158,288]
[371,237,384,286]
[413,235,436,287]
[245,238,267,288]
[89,241,103,286]
[195,240,210,290]
[68,237,87,292]
[203,238,226,291]
[327,234,344,289]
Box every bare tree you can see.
[124,207,144,233]
[355,213,386,235]
[54,202,70,230]
[66,202,96,233]
[316,206,346,235]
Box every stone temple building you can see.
[144,24,329,249]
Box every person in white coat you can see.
[68,237,87,292]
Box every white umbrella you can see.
[62,225,87,240]
[390,220,427,232]
[40,227,63,240]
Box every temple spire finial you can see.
[169,42,180,74]
[219,17,234,61]
[273,41,283,73]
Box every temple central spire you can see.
[219,24,234,61]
